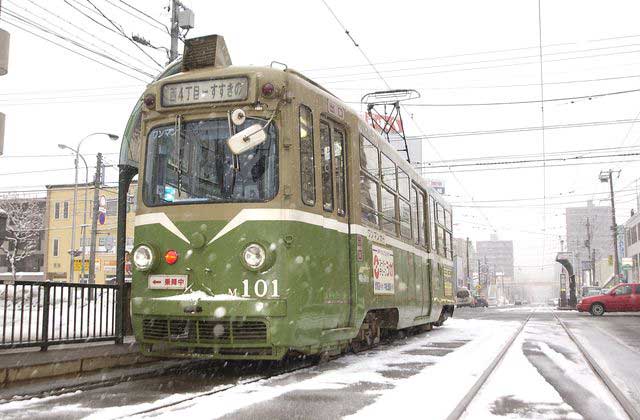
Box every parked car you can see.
[474,297,489,308]
[514,300,522,306]
[577,283,640,316]
[456,287,474,307]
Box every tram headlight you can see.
[133,245,155,271]
[243,243,266,270]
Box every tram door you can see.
[319,120,351,328]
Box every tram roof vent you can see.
[182,34,232,72]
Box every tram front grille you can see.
[142,319,267,343]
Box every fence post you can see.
[40,283,50,351]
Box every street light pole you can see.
[58,132,118,283]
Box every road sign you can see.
[98,212,106,225]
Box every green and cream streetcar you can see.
[122,35,455,360]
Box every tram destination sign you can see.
[161,77,248,107]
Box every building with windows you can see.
[43,182,137,283]
[565,201,614,286]
[624,210,640,282]
[476,235,514,280]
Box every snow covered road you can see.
[1,306,638,419]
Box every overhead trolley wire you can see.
[84,0,164,69]
[2,5,155,78]
[2,19,149,83]
[321,48,640,84]
[388,87,640,107]
[20,0,160,73]
[420,157,640,175]
[319,0,500,235]
[311,41,640,80]
[117,0,168,30]
[103,0,168,34]
[303,31,640,72]
[403,118,640,140]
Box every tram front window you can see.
[144,118,278,205]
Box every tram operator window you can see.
[144,118,278,205]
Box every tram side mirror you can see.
[227,124,267,155]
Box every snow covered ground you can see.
[462,314,628,419]
[0,309,633,420]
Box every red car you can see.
[577,283,640,316]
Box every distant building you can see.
[43,182,137,283]
[565,201,614,286]
[476,235,514,279]
[452,237,477,287]
[623,210,640,282]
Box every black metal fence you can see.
[0,280,122,350]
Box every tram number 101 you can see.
[241,279,280,298]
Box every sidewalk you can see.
[0,337,155,386]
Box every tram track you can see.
[446,308,639,420]
[553,312,640,420]
[118,357,319,419]
[445,309,535,420]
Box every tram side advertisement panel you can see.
[372,244,395,295]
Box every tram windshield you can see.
[143,118,278,205]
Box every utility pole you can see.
[168,0,194,63]
[169,0,179,62]
[465,237,470,290]
[88,153,103,284]
[592,248,598,286]
[600,169,621,282]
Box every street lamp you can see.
[58,132,119,283]
[599,169,622,283]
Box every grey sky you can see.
[2,0,640,280]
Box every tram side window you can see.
[398,169,410,200]
[430,196,437,252]
[360,135,379,176]
[333,128,347,216]
[381,187,398,236]
[418,189,426,247]
[436,225,445,256]
[399,198,412,239]
[299,105,315,206]
[360,172,379,226]
[445,209,453,231]
[320,122,334,212]
[381,153,397,191]
[411,186,419,244]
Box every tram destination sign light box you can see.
[161,77,248,107]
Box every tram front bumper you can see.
[131,296,287,318]
[131,297,288,360]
